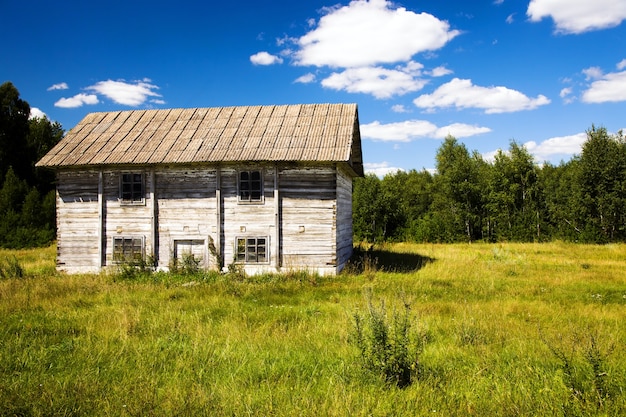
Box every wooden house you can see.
[36,103,364,275]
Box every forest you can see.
[354,128,626,244]
[0,82,61,248]
[2,80,625,248]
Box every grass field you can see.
[1,242,625,416]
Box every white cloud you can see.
[294,73,316,84]
[321,66,427,98]
[361,119,491,142]
[413,78,550,114]
[559,87,574,103]
[364,161,404,177]
[506,13,515,24]
[559,87,572,98]
[523,132,587,161]
[47,82,68,91]
[617,59,626,70]
[54,93,99,108]
[581,70,626,103]
[86,79,161,106]
[434,123,492,139]
[428,66,453,77]
[250,51,284,65]
[29,107,47,119]
[391,104,409,113]
[295,0,460,68]
[527,0,626,34]
[582,66,603,80]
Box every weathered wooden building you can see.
[36,103,363,275]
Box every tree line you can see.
[354,128,626,244]
[2,80,624,248]
[0,82,62,248]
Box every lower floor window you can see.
[236,237,267,263]
[113,237,144,263]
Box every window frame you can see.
[112,236,145,264]
[237,169,264,204]
[119,172,145,205]
[235,236,269,264]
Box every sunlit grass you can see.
[0,242,624,415]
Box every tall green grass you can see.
[0,242,624,416]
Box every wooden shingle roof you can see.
[37,103,364,176]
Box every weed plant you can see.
[0,242,625,416]
[351,292,420,388]
[0,255,23,279]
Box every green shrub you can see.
[114,256,154,281]
[351,294,420,388]
[0,255,24,279]
[542,329,617,414]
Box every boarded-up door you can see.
[174,239,206,267]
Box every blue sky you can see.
[2,0,626,175]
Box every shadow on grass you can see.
[346,245,435,274]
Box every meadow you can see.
[1,242,625,416]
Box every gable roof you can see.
[37,103,364,176]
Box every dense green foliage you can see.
[1,243,625,416]
[354,129,626,244]
[0,82,62,248]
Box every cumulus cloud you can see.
[47,82,68,91]
[523,132,587,161]
[581,70,626,103]
[321,66,427,98]
[484,132,587,164]
[617,59,626,70]
[413,78,550,114]
[361,119,491,142]
[527,0,626,34]
[54,93,99,108]
[391,104,409,113]
[85,79,161,106]
[29,107,47,119]
[364,161,404,177]
[560,87,574,103]
[250,51,284,65]
[294,73,316,84]
[583,66,603,80]
[295,0,459,68]
[427,66,453,77]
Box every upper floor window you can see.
[120,173,144,204]
[238,170,263,203]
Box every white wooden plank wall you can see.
[56,171,101,273]
[54,163,353,274]
[102,171,153,265]
[279,166,337,271]
[156,168,217,268]
[220,167,277,268]
[335,167,354,270]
